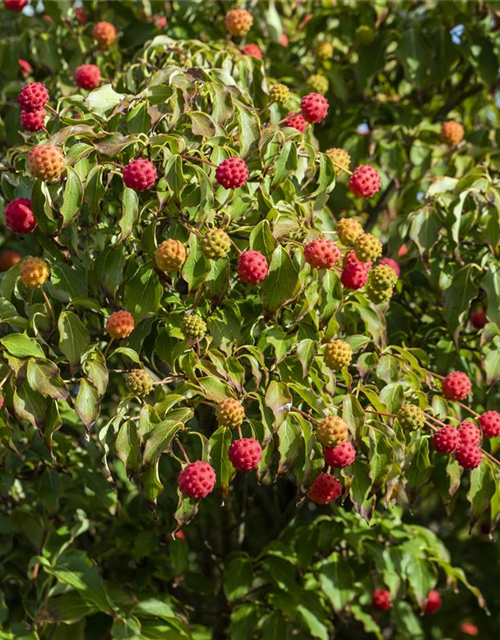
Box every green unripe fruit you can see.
[354,233,383,262]
[355,25,375,46]
[269,83,290,106]
[316,41,333,60]
[126,369,154,397]
[200,228,231,260]
[307,74,329,94]
[369,264,398,290]
[324,339,353,371]
[336,217,363,245]
[397,404,425,430]
[326,148,351,177]
[182,314,207,340]
[367,282,394,304]
[216,397,245,428]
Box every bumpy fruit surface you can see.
[341,263,369,290]
[308,473,342,504]
[126,369,154,396]
[19,258,49,288]
[17,82,49,111]
[106,310,135,340]
[372,589,391,612]
[238,250,269,284]
[200,228,231,259]
[355,25,375,45]
[269,83,290,105]
[225,8,253,36]
[178,461,216,500]
[397,404,425,430]
[304,237,341,269]
[215,157,248,189]
[471,309,487,329]
[458,421,481,447]
[349,165,381,198]
[369,264,398,290]
[316,416,349,447]
[123,158,157,192]
[326,149,351,177]
[307,74,329,94]
[379,257,401,278]
[93,21,116,49]
[324,442,356,468]
[5,0,28,11]
[324,339,353,371]
[316,41,333,60]
[28,144,65,181]
[155,239,186,273]
[74,64,101,89]
[367,283,393,304]
[343,249,372,271]
[478,410,500,438]
[433,426,460,453]
[442,371,472,400]
[216,398,245,428]
[228,438,263,471]
[354,233,383,262]
[243,43,262,59]
[441,120,464,146]
[284,111,308,132]
[4,198,36,234]
[424,590,442,615]
[455,444,482,470]
[181,314,207,340]
[20,109,45,131]
[301,92,329,124]
[0,250,21,271]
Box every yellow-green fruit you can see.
[316,41,333,60]
[336,217,363,245]
[324,339,353,371]
[182,314,207,340]
[354,233,383,262]
[216,397,245,428]
[355,25,375,45]
[316,416,349,447]
[369,264,398,290]
[397,404,425,430]
[307,74,329,94]
[326,148,351,177]
[19,257,50,289]
[366,282,394,304]
[155,239,186,273]
[269,83,290,106]
[126,369,154,397]
[200,228,231,259]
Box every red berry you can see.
[4,198,36,234]
[20,109,45,131]
[379,257,400,278]
[460,623,479,636]
[0,394,3,410]
[123,158,157,192]
[341,263,369,289]
[74,64,101,90]
[442,372,472,400]
[17,82,49,112]
[4,0,27,11]
[93,21,117,49]
[301,92,329,124]
[75,7,87,23]
[424,590,442,615]
[243,43,263,59]
[343,250,372,271]
[215,157,248,189]
[471,310,487,329]
[324,442,356,468]
[304,237,341,269]
[455,444,482,470]
[177,461,216,500]
[398,244,408,257]
[432,426,460,453]
[284,111,308,132]
[18,58,32,77]
[237,250,269,284]
[0,250,21,271]
[228,438,263,471]
[348,165,381,198]
[308,473,342,504]
[458,421,481,447]
[372,589,391,611]
[478,411,500,438]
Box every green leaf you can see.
[0,333,45,358]
[264,381,291,429]
[143,421,184,467]
[58,311,90,367]
[223,553,254,602]
[124,265,163,322]
[75,379,100,429]
[261,247,300,313]
[318,556,356,613]
[87,84,125,117]
[27,358,68,400]
[119,187,139,242]
[60,168,83,227]
[397,28,431,88]
[209,426,233,493]
[444,264,479,340]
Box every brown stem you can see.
[238,425,243,439]
[0,371,12,388]
[41,288,56,327]
[180,154,217,168]
[454,401,480,418]
[103,337,115,358]
[175,437,191,464]
[46,104,58,117]
[330,159,353,176]
[293,407,319,423]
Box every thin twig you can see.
[175,437,191,464]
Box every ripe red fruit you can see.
[470,309,487,329]
[348,165,381,198]
[341,263,369,289]
[304,237,341,269]
[308,473,342,504]
[0,394,3,410]
[0,250,21,271]
[372,589,391,611]
[4,0,27,11]
[74,64,101,90]
[398,244,408,257]
[458,421,481,447]
[237,250,269,284]
[75,7,87,23]
[424,590,442,614]
[228,438,263,471]
[17,82,49,112]
[301,92,329,124]
[18,58,32,77]
[379,257,400,278]
[123,158,157,192]
[442,372,472,400]
[455,444,482,470]
[324,442,356,468]
[343,250,372,271]
[284,112,308,132]
[460,623,479,637]
[432,426,460,453]
[93,21,117,49]
[4,198,36,234]
[215,157,248,189]
[106,310,135,340]
[177,461,216,499]
[478,410,500,438]
[20,109,45,131]
[243,43,263,59]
